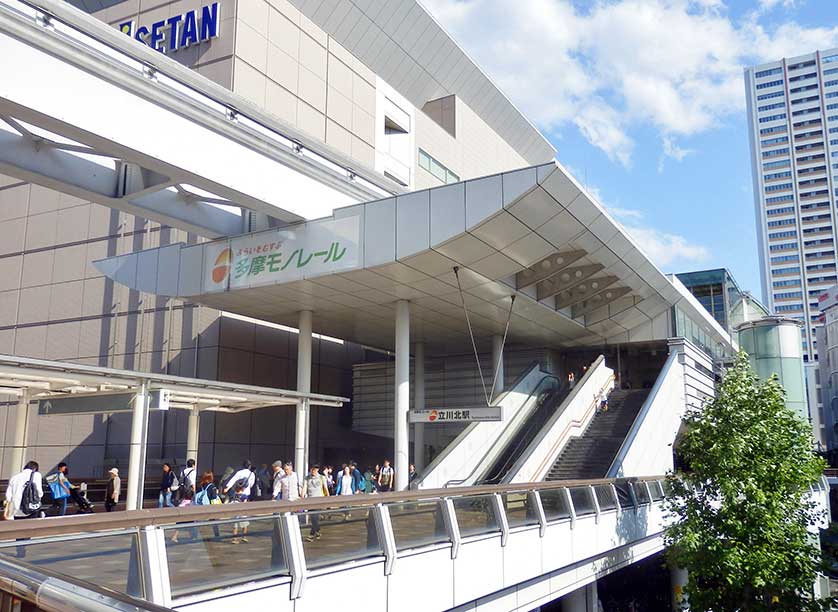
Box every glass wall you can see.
[737,319,809,422]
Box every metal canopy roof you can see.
[94,162,732,355]
[0,354,346,412]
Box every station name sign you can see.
[118,3,220,54]
[409,407,502,423]
[203,216,361,292]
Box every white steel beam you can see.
[0,1,393,235]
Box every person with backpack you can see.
[5,461,43,520]
[181,459,197,496]
[223,460,256,502]
[378,459,395,493]
[158,463,176,508]
[193,471,221,539]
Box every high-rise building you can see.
[745,49,838,363]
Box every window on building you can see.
[759,113,787,123]
[760,124,787,135]
[765,183,793,193]
[418,149,459,184]
[759,102,786,112]
[756,67,784,78]
[758,91,786,101]
[763,160,790,170]
[789,72,817,82]
[771,266,800,275]
[769,242,798,251]
[757,79,784,90]
[762,148,790,159]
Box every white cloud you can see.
[658,135,696,172]
[421,0,838,165]
[606,206,645,220]
[623,225,710,268]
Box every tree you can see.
[665,352,828,611]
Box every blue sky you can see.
[423,0,838,301]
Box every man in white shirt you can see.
[223,460,256,501]
[181,459,197,495]
[276,463,301,501]
[5,461,43,520]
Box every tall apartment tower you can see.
[745,49,838,362]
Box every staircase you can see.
[546,389,650,480]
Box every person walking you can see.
[105,468,120,512]
[350,463,364,494]
[598,389,609,413]
[180,459,197,498]
[194,471,221,539]
[302,465,329,541]
[277,463,301,501]
[5,461,43,520]
[223,460,256,502]
[378,459,395,492]
[158,463,176,508]
[258,463,272,501]
[408,464,418,489]
[335,466,357,496]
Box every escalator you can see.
[478,383,569,485]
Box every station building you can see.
[0,0,733,488]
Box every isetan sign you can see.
[118,3,220,54]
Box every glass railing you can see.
[0,476,675,604]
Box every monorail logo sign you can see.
[118,3,221,54]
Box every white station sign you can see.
[203,216,360,293]
[409,407,502,423]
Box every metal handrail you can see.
[442,372,564,488]
[0,555,173,611]
[0,475,668,540]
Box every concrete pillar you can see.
[395,300,410,491]
[671,565,689,611]
[8,390,29,478]
[294,310,312,474]
[562,581,598,612]
[186,406,200,465]
[492,334,505,399]
[414,342,425,473]
[126,382,148,511]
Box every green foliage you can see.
[664,352,828,612]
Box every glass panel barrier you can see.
[661,479,674,497]
[501,492,540,529]
[632,482,651,505]
[298,507,383,570]
[649,481,665,501]
[539,488,571,522]
[569,487,596,516]
[163,516,288,597]
[452,495,500,538]
[388,501,449,551]
[614,481,635,508]
[0,532,143,598]
[594,485,618,511]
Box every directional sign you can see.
[38,389,170,416]
[409,407,502,423]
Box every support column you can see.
[414,342,425,473]
[186,407,200,465]
[671,565,689,611]
[492,334,505,400]
[561,581,598,612]
[395,300,410,491]
[294,310,312,474]
[8,390,30,478]
[126,382,148,511]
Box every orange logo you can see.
[211,248,232,284]
[428,410,438,422]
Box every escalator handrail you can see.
[501,354,609,484]
[444,373,564,487]
[416,361,544,489]
[479,382,568,485]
